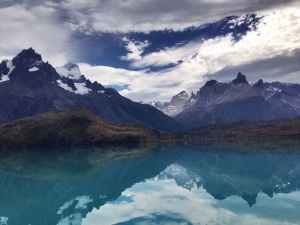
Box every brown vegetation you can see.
[182,117,300,141]
[0,109,172,149]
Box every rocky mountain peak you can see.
[253,79,264,88]
[232,72,249,85]
[56,62,82,80]
[12,48,43,67]
[171,91,189,104]
[64,62,79,71]
[190,91,196,98]
[0,48,183,132]
[176,91,189,97]
[204,79,219,87]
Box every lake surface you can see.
[0,142,300,225]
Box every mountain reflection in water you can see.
[0,142,300,225]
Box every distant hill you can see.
[181,117,300,141]
[0,48,183,133]
[0,109,172,149]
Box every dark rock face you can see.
[0,60,9,77]
[204,79,219,87]
[0,48,183,133]
[232,72,249,85]
[253,79,264,88]
[174,73,300,129]
[12,48,42,68]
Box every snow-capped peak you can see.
[55,62,92,95]
[145,101,170,110]
[56,62,83,80]
[174,91,189,100]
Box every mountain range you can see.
[0,48,183,133]
[151,73,300,129]
[1,48,300,137]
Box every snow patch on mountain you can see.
[57,79,74,92]
[145,91,192,116]
[74,82,91,95]
[29,67,39,72]
[0,60,15,83]
[146,101,170,110]
[0,75,10,83]
[162,91,190,116]
[6,61,15,75]
[56,62,83,80]
[57,80,91,95]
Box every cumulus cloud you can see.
[79,63,200,102]
[123,39,200,69]
[79,63,174,102]
[0,3,73,66]
[80,4,300,102]
[121,37,150,61]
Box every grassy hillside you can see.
[181,117,300,141]
[0,109,171,149]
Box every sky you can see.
[1,0,300,102]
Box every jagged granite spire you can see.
[12,48,42,67]
[204,79,219,87]
[190,91,196,98]
[232,72,249,85]
[253,79,264,88]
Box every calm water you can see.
[0,142,300,225]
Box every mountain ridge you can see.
[0,48,183,133]
[0,109,173,149]
[148,73,300,129]
[173,73,300,129]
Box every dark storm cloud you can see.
[65,0,298,33]
[0,0,60,6]
[205,49,300,84]
[1,0,297,33]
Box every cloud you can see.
[59,0,298,34]
[0,3,73,66]
[79,62,201,102]
[123,39,200,69]
[79,63,147,87]
[205,49,300,83]
[2,0,299,103]
[121,37,150,61]
[83,4,299,102]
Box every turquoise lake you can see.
[0,142,300,225]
